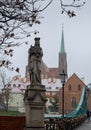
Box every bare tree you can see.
[60,0,85,17]
[0,0,85,71]
[0,70,10,110]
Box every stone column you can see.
[24,38,46,130]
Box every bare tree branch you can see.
[0,0,85,71]
[60,0,85,17]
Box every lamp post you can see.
[85,83,91,101]
[60,69,66,117]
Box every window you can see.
[68,84,71,91]
[45,75,47,79]
[52,92,55,95]
[46,92,47,95]
[49,86,51,89]
[18,84,21,87]
[53,78,56,83]
[78,84,81,91]
[50,92,52,95]
[13,84,16,87]
[56,87,59,90]
[8,84,11,87]
[46,92,50,95]
[48,78,51,83]
[71,97,76,108]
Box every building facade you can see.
[2,76,28,112]
[58,73,86,114]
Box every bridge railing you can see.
[44,115,86,130]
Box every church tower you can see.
[58,27,68,80]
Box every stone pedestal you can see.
[24,84,46,130]
[24,37,46,130]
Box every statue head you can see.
[34,37,40,46]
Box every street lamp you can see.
[60,69,66,117]
[86,83,91,99]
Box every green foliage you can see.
[0,110,24,116]
[48,94,58,112]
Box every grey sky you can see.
[10,0,91,84]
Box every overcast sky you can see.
[9,0,91,85]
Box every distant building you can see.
[2,76,28,112]
[42,78,61,112]
[58,73,86,114]
[2,75,61,112]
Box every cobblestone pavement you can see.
[74,119,91,130]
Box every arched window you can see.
[71,97,76,108]
[78,84,81,91]
[68,84,71,91]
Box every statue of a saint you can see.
[28,38,43,84]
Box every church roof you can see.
[66,73,86,86]
[48,68,58,78]
[41,60,49,75]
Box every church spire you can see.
[60,26,65,53]
[58,26,68,80]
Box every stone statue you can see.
[28,37,43,84]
